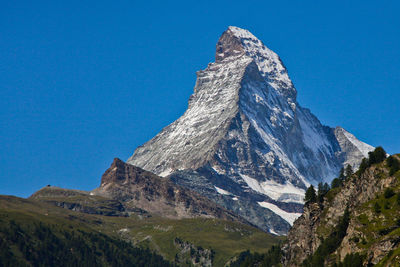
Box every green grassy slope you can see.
[0,195,280,266]
[0,196,170,267]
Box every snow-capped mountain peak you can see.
[216,26,295,99]
[127,27,373,234]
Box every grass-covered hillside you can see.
[0,193,281,266]
[0,196,170,267]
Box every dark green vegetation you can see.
[387,155,400,176]
[0,194,280,266]
[332,253,363,267]
[228,245,282,267]
[0,213,169,267]
[357,146,387,175]
[305,165,354,205]
[304,185,316,204]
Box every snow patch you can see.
[269,228,279,236]
[214,186,232,196]
[240,174,305,204]
[258,201,302,225]
[159,168,173,177]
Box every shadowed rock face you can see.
[93,158,246,223]
[127,26,373,234]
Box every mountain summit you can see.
[127,26,373,234]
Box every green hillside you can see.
[0,195,280,266]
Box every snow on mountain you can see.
[127,26,373,234]
[257,201,302,225]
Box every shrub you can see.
[374,202,381,213]
[384,188,395,199]
[317,183,330,203]
[338,253,363,267]
[387,156,400,176]
[358,147,387,176]
[331,178,342,189]
[368,146,387,165]
[358,158,369,175]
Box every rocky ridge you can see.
[282,153,400,266]
[127,26,373,234]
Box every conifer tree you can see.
[338,167,345,181]
[345,165,353,178]
[368,146,387,165]
[304,185,317,204]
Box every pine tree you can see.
[317,183,330,203]
[345,165,353,178]
[331,178,341,189]
[358,158,369,175]
[368,146,387,165]
[338,167,345,181]
[304,185,317,204]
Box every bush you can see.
[317,183,330,203]
[229,245,282,267]
[358,158,369,175]
[331,178,342,189]
[384,188,395,199]
[387,156,400,176]
[338,253,363,267]
[368,146,387,165]
[358,147,387,176]
[374,202,381,213]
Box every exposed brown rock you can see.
[93,158,245,222]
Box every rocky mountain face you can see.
[282,154,400,266]
[92,158,243,222]
[127,26,373,234]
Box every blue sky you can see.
[1,0,399,197]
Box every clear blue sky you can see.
[1,0,399,197]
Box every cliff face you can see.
[282,154,400,266]
[92,158,243,222]
[126,26,373,234]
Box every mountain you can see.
[282,150,400,266]
[127,26,373,234]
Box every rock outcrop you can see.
[282,154,400,266]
